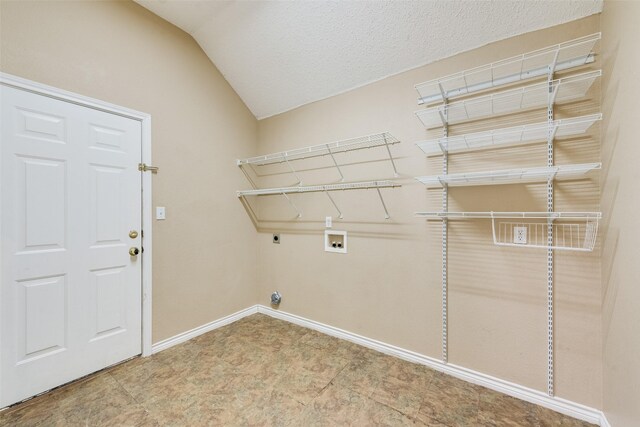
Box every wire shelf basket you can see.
[491,217,599,251]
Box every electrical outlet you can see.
[513,226,527,244]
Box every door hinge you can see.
[138,163,159,173]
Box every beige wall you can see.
[0,0,259,343]
[255,16,603,407]
[3,0,628,415]
[601,1,640,426]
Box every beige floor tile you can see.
[273,365,334,405]
[299,385,370,426]
[358,398,426,426]
[240,389,305,426]
[475,390,537,426]
[371,375,424,417]
[1,314,596,427]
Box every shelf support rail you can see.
[325,144,345,182]
[441,99,449,364]
[324,190,343,219]
[383,134,400,177]
[375,187,391,220]
[546,64,556,397]
[282,192,302,218]
[239,164,258,190]
[282,153,303,185]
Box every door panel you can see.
[17,275,67,362]
[19,156,67,251]
[90,267,126,340]
[1,85,142,407]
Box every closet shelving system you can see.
[236,132,402,220]
[412,33,602,396]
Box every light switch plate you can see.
[325,216,332,228]
[156,206,166,220]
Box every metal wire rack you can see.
[236,180,399,196]
[237,132,399,166]
[415,163,601,188]
[237,180,400,219]
[415,70,601,129]
[236,132,400,184]
[415,33,600,105]
[415,113,601,156]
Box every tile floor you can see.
[0,314,595,426]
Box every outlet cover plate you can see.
[513,226,527,244]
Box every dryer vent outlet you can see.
[271,291,282,306]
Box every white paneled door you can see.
[1,85,142,407]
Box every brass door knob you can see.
[129,247,140,256]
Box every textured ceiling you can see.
[136,0,602,119]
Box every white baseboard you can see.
[257,305,607,427]
[151,305,258,354]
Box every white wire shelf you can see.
[236,180,399,196]
[237,132,400,184]
[415,70,601,129]
[493,218,599,252]
[415,162,601,188]
[415,113,602,156]
[415,33,600,105]
[237,132,399,166]
[237,180,401,219]
[415,211,602,220]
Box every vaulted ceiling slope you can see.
[136,0,602,119]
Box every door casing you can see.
[0,72,153,406]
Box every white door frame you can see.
[0,74,154,396]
